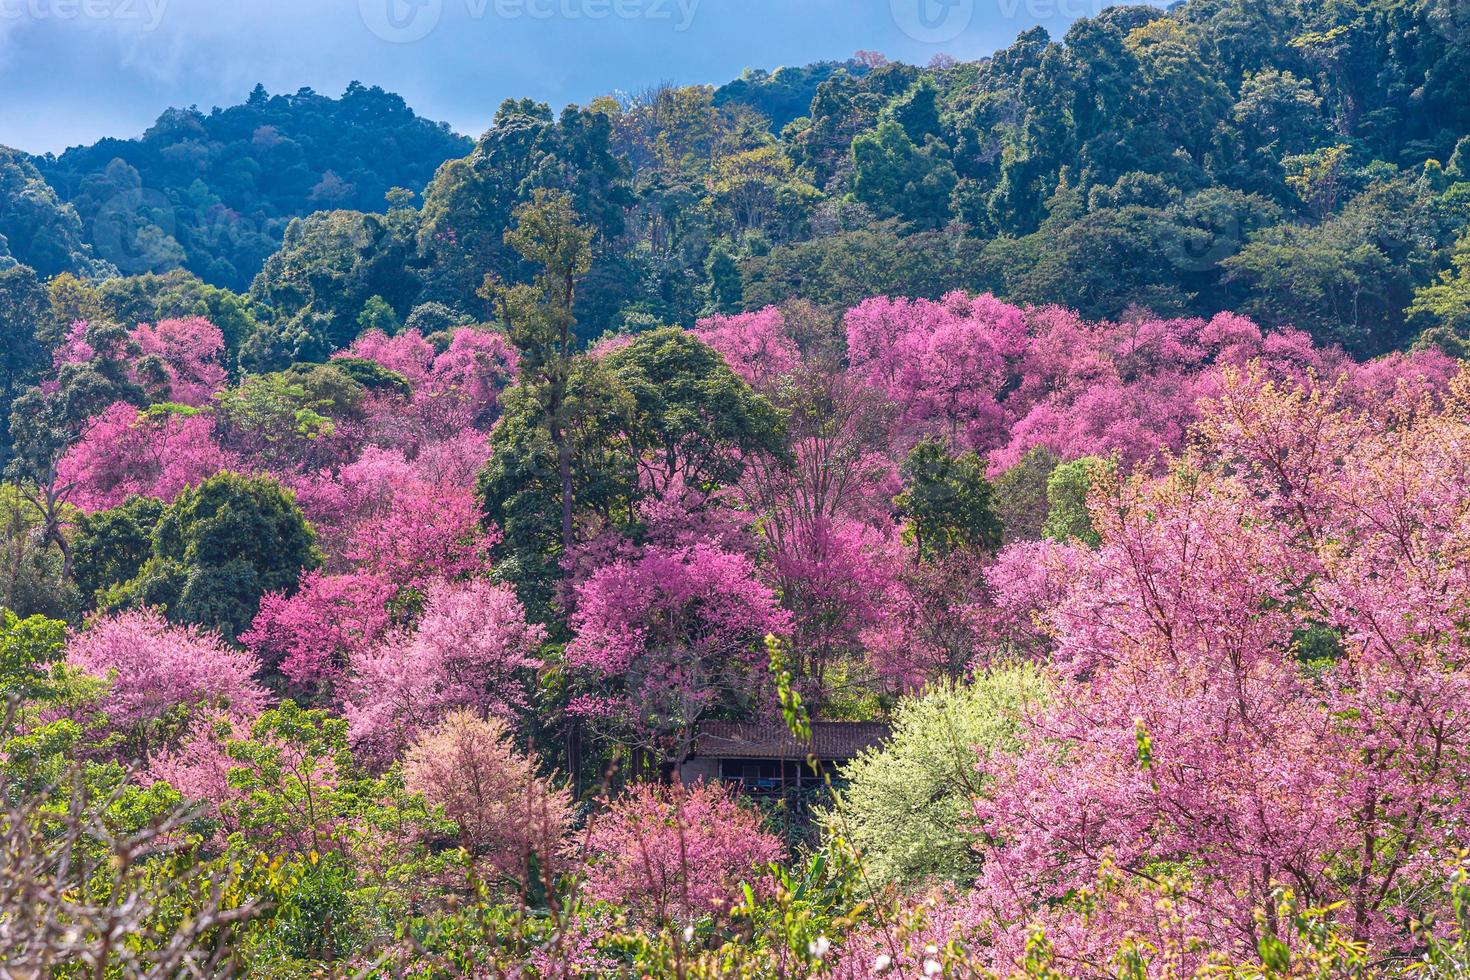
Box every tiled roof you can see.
[691,720,891,761]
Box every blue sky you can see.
[1,0,1121,154]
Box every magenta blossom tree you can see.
[57,402,234,512]
[580,781,783,925]
[344,326,516,446]
[290,446,495,587]
[66,610,268,760]
[566,542,789,768]
[944,366,1470,971]
[693,307,802,392]
[242,570,398,696]
[131,317,229,406]
[341,578,546,763]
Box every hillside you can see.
[0,0,1466,359]
[5,0,1470,973]
[24,83,471,290]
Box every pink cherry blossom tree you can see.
[290,446,495,587]
[566,542,789,768]
[344,326,517,447]
[580,781,783,925]
[56,402,234,512]
[693,307,802,391]
[942,366,1470,971]
[241,570,398,696]
[403,710,573,888]
[66,609,268,760]
[130,317,229,406]
[342,578,546,763]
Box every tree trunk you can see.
[557,437,574,554]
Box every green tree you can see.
[1222,179,1439,354]
[823,665,1048,888]
[72,495,166,605]
[1409,228,1470,356]
[111,472,320,637]
[356,294,401,336]
[0,485,79,621]
[704,239,743,314]
[850,118,956,230]
[887,77,944,145]
[602,327,787,497]
[485,191,595,554]
[212,364,364,471]
[0,607,67,699]
[895,438,1002,560]
[246,208,418,365]
[0,147,111,279]
[417,100,630,325]
[992,446,1060,545]
[1042,455,1113,547]
[0,265,51,466]
[478,359,635,623]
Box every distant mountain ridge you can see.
[4,62,867,294]
[22,82,473,291]
[2,0,1468,363]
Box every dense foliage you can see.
[4,0,1470,973]
[2,0,1469,369]
[24,84,470,289]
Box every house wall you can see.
[677,757,720,785]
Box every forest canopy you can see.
[4,0,1470,974]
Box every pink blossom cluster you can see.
[342,578,546,762]
[58,402,236,511]
[881,367,1470,970]
[695,297,1456,473]
[340,327,516,447]
[66,609,267,750]
[580,781,783,924]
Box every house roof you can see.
[691,720,891,761]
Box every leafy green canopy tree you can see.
[1042,455,1114,547]
[418,99,631,328]
[110,472,320,638]
[1410,226,1470,356]
[480,325,786,624]
[71,495,166,607]
[992,446,1060,545]
[0,265,51,467]
[0,147,112,279]
[478,358,635,624]
[0,608,67,700]
[895,438,1002,560]
[486,189,595,555]
[822,665,1048,888]
[244,205,419,371]
[850,116,956,231]
[602,326,787,498]
[0,485,80,621]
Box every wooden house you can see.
[677,720,890,794]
